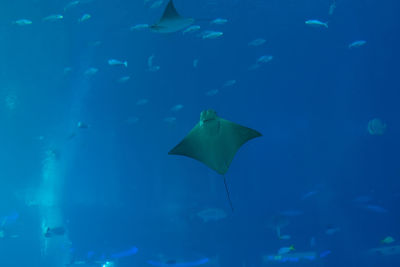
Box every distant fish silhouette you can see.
[44,226,66,238]
[147,258,209,267]
[301,191,318,200]
[110,246,138,259]
[365,204,388,213]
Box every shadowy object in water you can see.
[147,258,209,267]
[44,226,66,238]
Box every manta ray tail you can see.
[223,175,234,212]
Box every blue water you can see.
[0,0,399,266]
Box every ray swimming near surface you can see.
[168,109,262,210]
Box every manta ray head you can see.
[199,109,220,136]
[200,109,218,125]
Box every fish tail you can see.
[124,61,128,67]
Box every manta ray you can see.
[150,0,194,33]
[169,109,262,210]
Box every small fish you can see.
[249,55,274,70]
[136,98,149,105]
[64,0,80,11]
[77,121,89,129]
[164,117,177,123]
[382,236,395,244]
[305,20,328,28]
[193,59,199,68]
[201,31,223,39]
[248,38,266,46]
[64,67,72,74]
[301,191,318,200]
[278,245,295,255]
[348,40,367,49]
[108,59,128,67]
[329,1,336,16]
[117,76,131,83]
[43,14,63,22]
[67,132,76,140]
[78,14,91,23]
[182,25,201,34]
[368,118,387,135]
[84,67,98,76]
[130,24,149,31]
[111,246,138,259]
[197,208,227,223]
[325,226,340,235]
[150,0,164,9]
[0,231,4,238]
[210,18,228,25]
[148,66,160,72]
[5,94,18,110]
[171,104,184,112]
[279,235,291,240]
[369,245,400,255]
[205,89,219,96]
[89,41,102,47]
[44,226,66,238]
[36,135,45,141]
[365,204,388,213]
[222,80,236,88]
[319,250,331,258]
[147,54,160,72]
[148,54,155,67]
[257,55,273,64]
[126,117,139,124]
[13,19,32,26]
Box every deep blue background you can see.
[0,0,399,266]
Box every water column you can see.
[39,147,71,266]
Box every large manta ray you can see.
[150,0,194,33]
[169,109,262,210]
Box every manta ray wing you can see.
[162,0,180,20]
[151,0,194,33]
